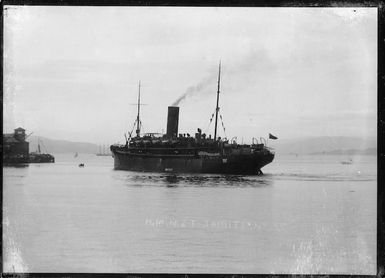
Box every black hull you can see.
[29,156,55,163]
[112,150,274,175]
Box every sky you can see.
[3,6,377,144]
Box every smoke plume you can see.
[171,49,275,106]
[172,74,216,106]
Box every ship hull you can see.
[29,153,55,163]
[112,150,274,175]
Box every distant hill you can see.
[28,136,99,154]
[269,136,376,155]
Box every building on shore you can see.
[3,127,30,163]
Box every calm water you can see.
[3,153,376,274]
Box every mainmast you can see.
[135,81,141,137]
[214,61,221,141]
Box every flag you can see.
[269,133,278,140]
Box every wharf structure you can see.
[3,128,55,164]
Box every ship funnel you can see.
[166,106,179,138]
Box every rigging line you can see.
[219,112,227,138]
[129,120,137,138]
[130,120,136,134]
[204,111,216,134]
[204,122,212,135]
[140,121,145,135]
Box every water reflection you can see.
[117,172,273,188]
[165,175,179,185]
[273,172,374,182]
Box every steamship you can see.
[110,64,275,175]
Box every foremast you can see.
[135,81,141,137]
